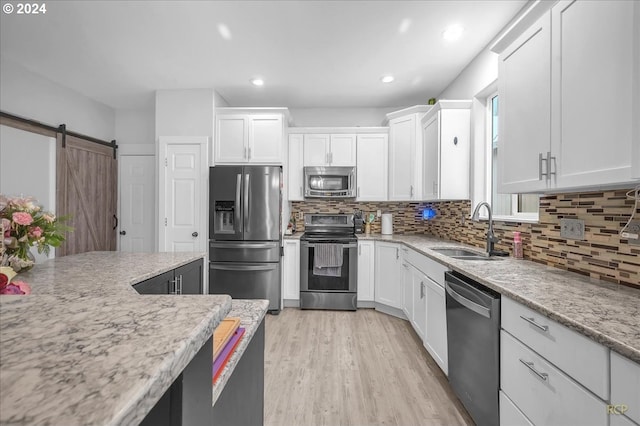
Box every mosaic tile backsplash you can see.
[291,188,640,288]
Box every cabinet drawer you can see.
[502,297,609,399]
[501,330,608,426]
[611,351,640,424]
[403,247,447,286]
[499,390,533,426]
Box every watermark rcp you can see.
[607,404,629,415]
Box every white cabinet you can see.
[501,330,608,426]
[287,134,304,201]
[401,260,413,320]
[611,351,640,424]
[387,106,429,200]
[421,101,471,200]
[496,1,639,193]
[497,11,552,193]
[215,109,285,164]
[424,273,448,375]
[356,133,388,201]
[551,0,637,189]
[303,133,356,166]
[282,239,300,304]
[411,267,427,340]
[499,391,534,426]
[374,242,402,309]
[357,240,375,304]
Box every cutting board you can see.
[213,317,241,360]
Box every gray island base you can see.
[0,252,268,426]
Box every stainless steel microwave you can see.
[304,166,356,198]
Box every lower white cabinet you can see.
[501,330,608,426]
[282,239,300,305]
[357,241,375,304]
[499,391,534,426]
[374,242,402,309]
[401,260,413,320]
[424,274,448,375]
[411,267,427,340]
[611,351,640,424]
[610,413,638,426]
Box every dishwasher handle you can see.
[446,282,491,319]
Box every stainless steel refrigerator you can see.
[208,166,282,313]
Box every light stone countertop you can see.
[358,233,640,363]
[0,251,266,426]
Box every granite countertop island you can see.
[0,252,268,426]
[358,233,640,363]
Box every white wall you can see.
[115,105,155,145]
[288,107,397,127]
[0,57,115,141]
[155,89,215,138]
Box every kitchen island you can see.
[0,252,268,426]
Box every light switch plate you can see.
[623,220,640,246]
[560,218,585,240]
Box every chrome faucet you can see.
[471,202,499,256]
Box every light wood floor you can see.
[264,308,474,426]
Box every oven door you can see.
[300,241,357,292]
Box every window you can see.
[487,93,539,221]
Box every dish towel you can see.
[313,244,343,277]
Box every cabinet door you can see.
[611,351,640,424]
[303,134,329,166]
[287,134,304,201]
[215,115,248,163]
[282,239,300,301]
[176,259,203,294]
[329,134,357,166]
[374,242,402,309]
[356,134,388,201]
[439,109,470,199]
[498,11,551,193]
[552,0,636,188]
[133,270,173,294]
[424,276,447,375]
[248,115,283,164]
[357,241,375,303]
[422,114,439,200]
[411,267,427,340]
[401,261,413,319]
[389,115,418,200]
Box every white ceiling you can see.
[0,0,528,110]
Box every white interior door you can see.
[158,137,208,253]
[119,155,155,252]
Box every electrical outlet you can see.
[560,218,585,240]
[297,211,304,221]
[376,210,381,218]
[623,220,640,246]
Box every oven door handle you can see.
[210,263,277,272]
[301,242,358,249]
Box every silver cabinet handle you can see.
[539,153,547,180]
[244,147,248,159]
[519,359,549,381]
[357,187,360,198]
[402,263,408,269]
[178,274,183,294]
[547,151,556,177]
[300,186,303,197]
[170,277,178,294]
[420,281,425,299]
[410,185,414,197]
[396,247,399,259]
[520,315,549,332]
[248,147,252,160]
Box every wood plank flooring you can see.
[264,308,474,426]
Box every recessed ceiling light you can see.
[442,25,464,41]
[398,18,411,34]
[250,78,264,87]
[217,23,232,40]
[381,75,395,83]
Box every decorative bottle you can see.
[513,231,523,259]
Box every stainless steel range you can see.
[300,214,357,311]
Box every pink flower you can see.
[13,281,31,295]
[12,212,33,226]
[29,226,43,238]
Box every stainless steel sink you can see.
[431,247,502,261]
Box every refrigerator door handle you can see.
[244,173,250,235]
[235,173,242,235]
[209,263,277,272]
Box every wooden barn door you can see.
[56,134,117,256]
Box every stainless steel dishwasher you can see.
[445,270,501,426]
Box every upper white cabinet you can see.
[215,108,287,165]
[356,133,388,201]
[497,11,552,193]
[303,133,356,166]
[287,134,304,201]
[386,106,430,201]
[495,1,639,193]
[421,100,471,200]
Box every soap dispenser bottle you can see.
[513,231,523,259]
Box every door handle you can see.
[113,215,118,230]
[519,359,549,381]
[420,282,425,299]
[244,173,250,233]
[235,174,242,233]
[445,284,491,318]
[519,315,549,332]
[119,230,127,236]
[192,232,198,237]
